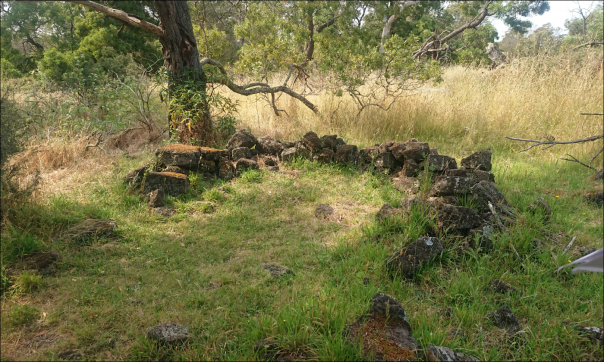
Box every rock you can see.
[301,131,322,153]
[593,168,603,181]
[402,159,421,177]
[374,152,396,172]
[162,165,189,175]
[392,176,420,194]
[423,344,480,362]
[314,148,334,163]
[489,279,521,295]
[280,147,310,162]
[143,172,189,196]
[197,160,217,175]
[400,196,428,212]
[319,134,337,151]
[266,166,279,172]
[58,350,83,361]
[472,169,495,184]
[527,197,552,222]
[226,129,257,150]
[486,304,522,336]
[7,250,61,276]
[584,192,603,207]
[386,237,444,278]
[263,264,295,278]
[389,142,406,162]
[343,293,418,361]
[59,219,118,245]
[218,161,236,180]
[231,147,252,161]
[125,163,149,186]
[378,141,395,154]
[402,141,430,163]
[445,168,470,177]
[573,325,604,345]
[461,149,492,171]
[468,223,494,251]
[578,246,597,256]
[334,138,346,150]
[152,206,175,217]
[155,144,201,168]
[430,148,439,155]
[471,181,513,216]
[281,141,296,149]
[430,176,472,197]
[199,147,229,162]
[257,136,283,155]
[438,205,481,235]
[146,323,189,344]
[427,155,457,174]
[334,144,359,164]
[264,157,276,166]
[147,189,165,208]
[376,204,401,222]
[235,159,259,173]
[315,204,334,218]
[358,146,379,168]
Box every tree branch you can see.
[316,13,340,33]
[571,42,604,51]
[506,134,604,152]
[560,154,596,170]
[200,58,319,115]
[72,0,163,37]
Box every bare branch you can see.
[580,112,604,116]
[561,154,597,170]
[72,0,163,37]
[571,42,604,51]
[199,58,319,115]
[563,236,577,254]
[590,147,604,164]
[506,134,604,152]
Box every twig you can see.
[562,236,577,254]
[580,113,604,116]
[560,154,596,170]
[590,147,603,164]
[506,134,604,152]
[85,135,108,154]
[488,201,524,266]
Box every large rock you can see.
[59,219,118,245]
[438,205,481,235]
[199,147,228,162]
[235,159,259,173]
[334,145,359,164]
[386,237,444,278]
[218,161,236,180]
[430,176,472,197]
[358,146,379,168]
[527,197,552,222]
[146,323,189,345]
[573,325,604,345]
[378,141,395,154]
[147,189,165,208]
[402,159,421,177]
[125,163,149,187]
[314,148,334,163]
[280,147,310,162]
[472,169,495,184]
[197,160,217,175]
[143,172,189,196]
[162,165,189,176]
[301,131,322,153]
[423,345,480,362]
[343,293,418,361]
[471,181,513,215]
[231,147,252,161]
[319,134,338,151]
[486,304,522,337]
[427,155,457,174]
[389,142,406,162]
[155,144,201,168]
[402,141,430,163]
[467,223,494,251]
[257,136,283,155]
[374,152,396,173]
[461,149,492,171]
[392,176,420,194]
[226,129,257,150]
[7,250,61,276]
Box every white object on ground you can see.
[558,248,604,273]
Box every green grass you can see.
[1,148,602,361]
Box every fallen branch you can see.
[505,134,604,152]
[562,236,577,254]
[580,113,604,116]
[571,42,604,51]
[488,201,524,267]
[85,135,108,154]
[561,154,596,170]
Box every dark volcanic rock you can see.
[472,169,495,184]
[146,323,189,344]
[147,189,165,208]
[334,145,359,164]
[423,344,480,362]
[199,147,229,162]
[593,168,603,181]
[445,168,470,177]
[573,325,604,345]
[471,181,513,215]
[257,136,283,155]
[197,160,217,174]
[374,152,396,172]
[430,176,472,197]
[527,197,552,222]
[143,172,189,196]
[314,148,334,163]
[281,147,311,162]
[264,157,276,167]
[389,142,406,162]
[402,159,421,177]
[218,161,236,180]
[461,149,492,171]
[155,144,200,168]
[235,158,259,173]
[319,134,338,151]
[315,204,334,218]
[231,147,252,161]
[358,146,379,168]
[489,279,521,295]
[392,176,420,194]
[438,205,481,235]
[487,304,522,336]
[578,246,597,256]
[402,141,430,163]
[301,131,322,153]
[468,223,494,251]
[427,155,457,174]
[162,165,189,175]
[343,293,418,361]
[125,163,149,186]
[226,129,257,150]
[8,250,61,276]
[378,141,395,154]
[263,264,295,278]
[386,237,444,278]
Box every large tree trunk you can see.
[153,1,211,145]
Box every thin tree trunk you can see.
[304,9,315,64]
[380,14,398,53]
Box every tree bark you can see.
[303,6,315,65]
[379,1,419,53]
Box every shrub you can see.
[0,88,27,169]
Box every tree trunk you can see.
[153,1,211,145]
[380,14,398,53]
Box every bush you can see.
[0,90,26,169]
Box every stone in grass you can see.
[378,141,395,154]
[389,142,406,162]
[60,219,118,245]
[343,293,418,361]
[531,238,544,252]
[231,146,252,161]
[584,192,603,207]
[266,166,279,172]
[527,197,552,222]
[386,237,444,279]
[226,129,257,150]
[472,169,495,184]
[423,344,480,362]
[315,204,334,218]
[146,323,189,345]
[357,146,379,168]
[263,264,295,278]
[257,136,283,155]
[218,161,236,181]
[573,325,604,345]
[437,205,481,235]
[430,175,472,197]
[486,304,523,337]
[301,131,322,154]
[471,181,514,216]
[147,189,165,208]
[489,279,521,295]
[253,338,280,355]
[461,149,492,171]
[280,147,311,162]
[199,147,229,162]
[319,134,338,151]
[235,159,259,173]
[468,223,495,252]
[578,246,597,257]
[314,148,334,164]
[334,145,359,164]
[125,163,149,186]
[593,168,603,181]
[374,152,396,172]
[155,144,201,168]
[7,250,61,276]
[264,157,276,167]
[143,172,189,196]
[427,154,457,174]
[153,207,175,217]
[402,141,430,163]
